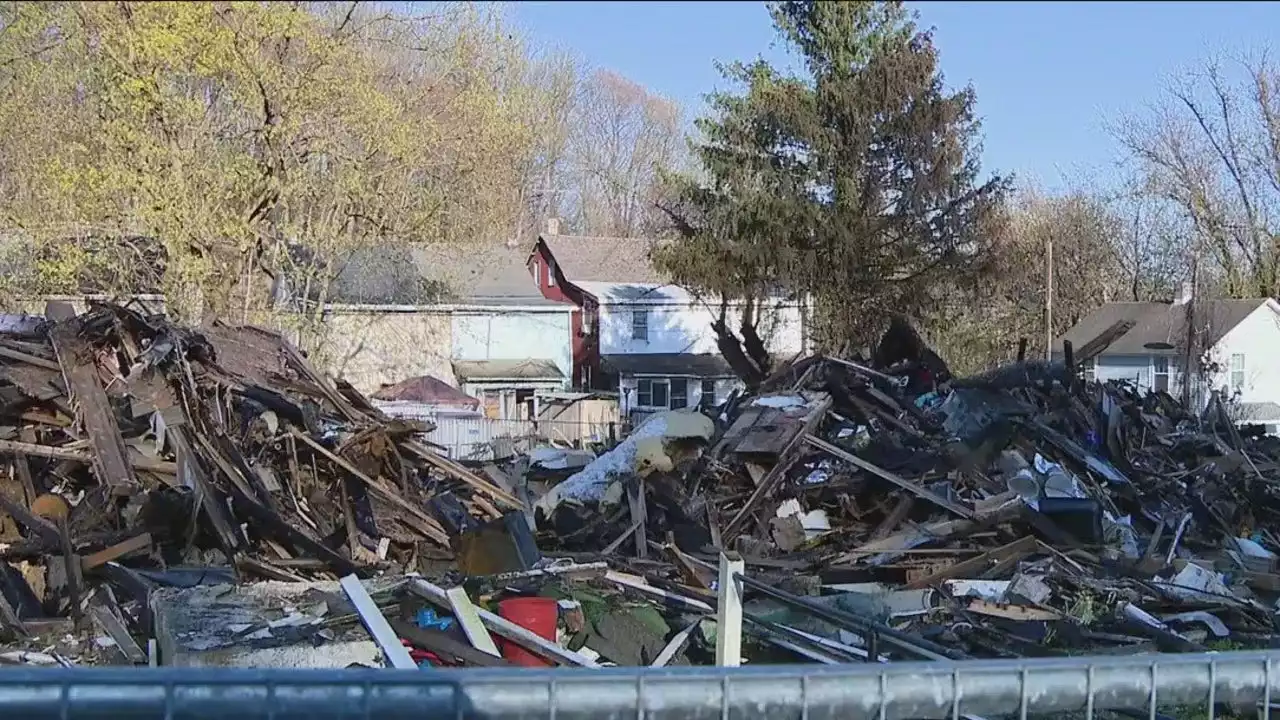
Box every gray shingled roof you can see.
[538,234,671,284]
[411,242,552,304]
[1237,401,1280,423]
[1056,299,1267,355]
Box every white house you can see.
[325,241,575,421]
[525,224,808,419]
[1055,295,1280,431]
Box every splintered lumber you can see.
[805,434,973,519]
[1074,319,1136,363]
[0,438,176,475]
[0,344,60,371]
[81,533,152,572]
[724,394,833,539]
[291,429,451,545]
[340,574,417,669]
[400,440,523,511]
[45,301,139,492]
[902,536,1038,590]
[408,577,601,668]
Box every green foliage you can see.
[654,0,1010,350]
[0,1,543,329]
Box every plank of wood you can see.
[89,602,146,664]
[46,303,139,492]
[340,574,417,669]
[55,517,83,630]
[0,344,61,371]
[966,598,1062,622]
[408,578,601,668]
[724,395,833,539]
[444,586,501,657]
[627,479,648,560]
[715,553,745,667]
[870,494,914,541]
[652,618,700,667]
[604,570,714,613]
[400,440,522,511]
[80,533,152,572]
[292,430,451,545]
[0,438,176,474]
[902,536,1039,590]
[805,435,974,519]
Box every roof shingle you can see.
[1056,299,1268,355]
[538,234,670,284]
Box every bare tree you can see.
[1112,51,1280,299]
[567,69,685,237]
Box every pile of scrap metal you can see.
[0,301,525,664]
[534,322,1280,661]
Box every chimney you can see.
[543,217,560,236]
[1174,280,1193,305]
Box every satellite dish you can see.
[1143,341,1176,351]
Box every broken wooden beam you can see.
[0,438,177,475]
[46,301,140,493]
[805,434,973,519]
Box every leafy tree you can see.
[654,0,1010,363]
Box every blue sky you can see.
[510,1,1280,193]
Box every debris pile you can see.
[535,322,1280,661]
[0,300,523,664]
[1,299,1278,669]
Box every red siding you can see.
[529,239,603,389]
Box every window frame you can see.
[1231,353,1245,392]
[547,258,556,287]
[699,378,717,409]
[670,380,688,409]
[1152,356,1170,393]
[631,309,649,341]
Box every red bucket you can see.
[496,597,559,667]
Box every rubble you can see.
[1,298,1278,670]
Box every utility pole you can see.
[1181,250,1200,408]
[1045,234,1054,359]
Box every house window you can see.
[670,380,688,409]
[1231,353,1245,392]
[1152,356,1170,393]
[1081,358,1095,383]
[547,259,555,287]
[631,309,649,341]
[637,378,669,408]
[699,378,717,409]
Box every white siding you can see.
[451,310,573,384]
[1207,301,1280,404]
[598,299,805,357]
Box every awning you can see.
[452,359,564,382]
[602,353,736,378]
